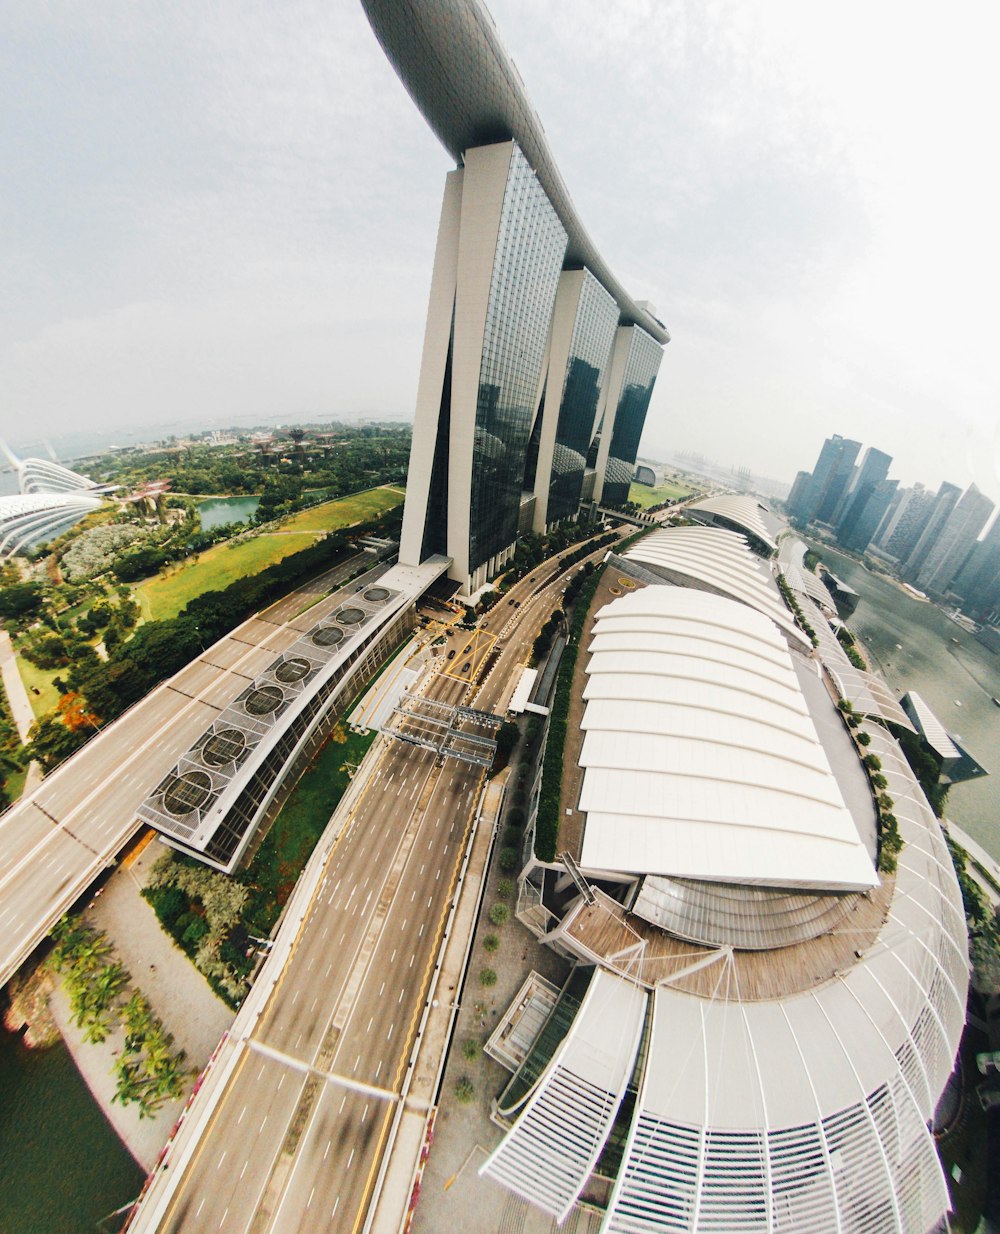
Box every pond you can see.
[197,495,260,530]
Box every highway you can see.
[0,551,382,990]
[130,526,630,1234]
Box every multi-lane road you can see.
[0,552,382,990]
[129,527,630,1234]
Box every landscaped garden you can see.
[627,479,692,509]
[135,485,405,621]
[143,724,377,1004]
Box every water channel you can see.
[811,543,1000,860]
[0,1005,144,1233]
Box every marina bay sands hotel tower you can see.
[362,0,669,593]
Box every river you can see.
[0,1009,144,1233]
[812,543,1000,860]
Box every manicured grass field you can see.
[134,485,405,622]
[14,652,61,720]
[281,485,404,534]
[628,479,693,509]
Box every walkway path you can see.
[0,629,44,794]
[57,832,236,1168]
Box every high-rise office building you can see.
[840,477,898,553]
[364,0,668,592]
[905,480,962,578]
[877,483,935,560]
[916,482,995,596]
[952,511,1000,617]
[834,445,892,544]
[810,434,861,524]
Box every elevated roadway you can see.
[127,524,634,1234]
[0,552,382,990]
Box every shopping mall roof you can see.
[619,525,806,647]
[480,968,647,1222]
[686,494,778,555]
[578,588,877,891]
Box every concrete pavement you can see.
[123,527,631,1234]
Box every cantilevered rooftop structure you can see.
[361,0,668,592]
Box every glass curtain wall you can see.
[602,328,663,507]
[469,144,567,573]
[547,272,619,524]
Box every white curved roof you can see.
[17,456,98,494]
[0,491,104,557]
[579,588,877,891]
[602,720,968,1234]
[481,968,647,1222]
[688,494,777,555]
[621,525,806,646]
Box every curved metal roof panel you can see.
[360,0,669,344]
[578,588,877,891]
[622,525,805,643]
[687,494,778,553]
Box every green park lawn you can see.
[14,651,61,720]
[628,479,693,509]
[135,485,405,622]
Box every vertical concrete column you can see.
[399,169,464,567]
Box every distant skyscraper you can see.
[952,511,1000,616]
[841,478,898,554]
[785,470,812,519]
[915,482,995,596]
[836,446,892,545]
[879,483,935,560]
[905,480,962,579]
[801,434,861,524]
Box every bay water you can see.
[813,544,1000,860]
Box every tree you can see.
[0,583,44,621]
[24,713,87,772]
[454,1076,475,1104]
[482,933,500,953]
[461,1037,480,1061]
[488,903,509,927]
[498,846,519,872]
[479,968,497,987]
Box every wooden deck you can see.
[562,878,894,1001]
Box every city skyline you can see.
[3,1,999,503]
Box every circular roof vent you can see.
[201,728,247,768]
[364,586,391,603]
[274,657,311,684]
[162,770,213,817]
[244,684,283,716]
[312,625,344,648]
[336,606,366,626]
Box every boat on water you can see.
[955,700,963,707]
[992,697,1000,708]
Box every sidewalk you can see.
[0,629,43,794]
[51,833,236,1169]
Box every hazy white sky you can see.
[2,0,998,498]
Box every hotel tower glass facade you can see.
[363,0,669,591]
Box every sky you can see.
[2,0,999,500]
